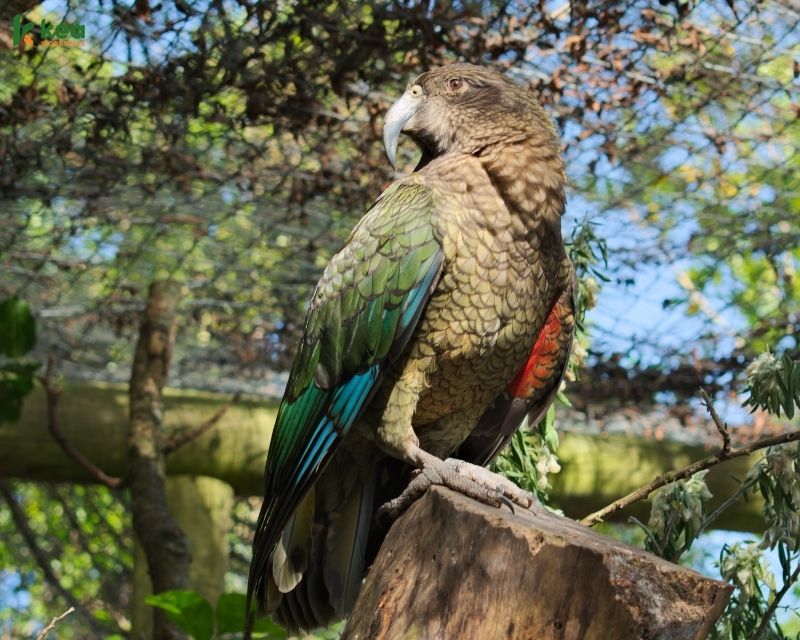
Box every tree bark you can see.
[127,281,189,640]
[1,384,771,531]
[345,487,732,640]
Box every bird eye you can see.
[447,78,464,92]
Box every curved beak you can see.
[383,91,420,168]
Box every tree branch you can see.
[39,354,122,489]
[755,562,800,640]
[35,607,75,640]
[163,392,241,455]
[581,429,800,527]
[700,388,731,456]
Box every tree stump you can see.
[344,487,731,640]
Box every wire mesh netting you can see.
[1,0,797,405]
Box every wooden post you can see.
[344,487,732,640]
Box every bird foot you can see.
[377,457,537,522]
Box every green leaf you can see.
[0,361,40,377]
[0,298,36,358]
[0,365,36,395]
[216,592,288,637]
[0,361,40,424]
[216,592,248,635]
[250,616,289,639]
[0,380,25,423]
[539,405,559,450]
[93,608,113,623]
[146,590,214,640]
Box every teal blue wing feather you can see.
[247,183,443,616]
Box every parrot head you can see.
[383,63,556,168]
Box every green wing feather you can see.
[247,182,443,618]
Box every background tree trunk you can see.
[345,487,732,640]
[131,475,234,639]
[127,281,190,640]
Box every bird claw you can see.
[377,457,536,523]
[496,491,516,514]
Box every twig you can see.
[700,388,731,456]
[35,607,75,640]
[38,354,122,489]
[162,392,242,455]
[699,475,757,532]
[581,429,800,527]
[755,562,800,640]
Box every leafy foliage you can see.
[634,349,800,638]
[0,297,39,423]
[715,542,780,640]
[0,297,36,358]
[745,353,800,420]
[2,0,794,407]
[0,483,132,638]
[636,470,713,563]
[567,220,609,334]
[492,406,560,503]
[146,590,335,639]
[755,444,800,553]
[146,591,215,640]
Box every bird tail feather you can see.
[323,467,376,617]
[272,485,315,593]
[274,463,377,630]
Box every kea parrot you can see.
[246,63,575,632]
